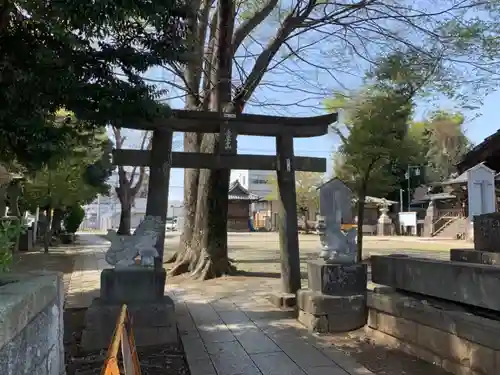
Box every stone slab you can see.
[450,248,500,265]
[307,260,367,295]
[268,292,296,308]
[100,267,166,303]
[0,271,62,350]
[367,289,500,350]
[81,296,178,351]
[0,272,64,375]
[371,255,500,312]
[449,248,482,264]
[297,289,366,315]
[473,212,500,252]
[297,307,367,333]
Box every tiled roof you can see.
[457,128,500,172]
[228,180,261,201]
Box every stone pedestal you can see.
[100,267,166,302]
[18,229,33,251]
[423,200,438,237]
[81,267,178,352]
[297,260,367,333]
[473,212,500,252]
[377,206,392,236]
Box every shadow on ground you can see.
[64,284,449,375]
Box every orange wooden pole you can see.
[101,305,128,375]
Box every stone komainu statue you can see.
[105,216,163,267]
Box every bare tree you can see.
[165,0,500,279]
[111,127,151,235]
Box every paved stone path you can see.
[66,233,464,375]
[66,235,376,375]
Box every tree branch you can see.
[184,0,213,109]
[233,0,318,110]
[232,0,278,53]
[129,131,150,186]
[201,10,219,110]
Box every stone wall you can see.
[366,288,500,375]
[0,271,65,375]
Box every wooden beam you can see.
[144,130,172,267]
[115,110,337,138]
[275,134,301,296]
[112,149,326,172]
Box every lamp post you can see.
[405,165,421,212]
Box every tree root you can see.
[164,252,177,264]
[190,254,237,280]
[168,246,196,276]
[168,254,190,276]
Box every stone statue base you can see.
[377,222,392,236]
[82,296,177,351]
[100,267,166,302]
[377,211,393,236]
[81,267,178,351]
[297,260,367,333]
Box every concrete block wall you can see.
[0,271,65,375]
[366,289,500,375]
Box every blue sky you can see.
[162,89,500,201]
[131,1,500,202]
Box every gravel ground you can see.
[324,330,450,375]
[64,309,190,375]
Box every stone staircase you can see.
[432,215,467,238]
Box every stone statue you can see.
[317,178,357,264]
[377,199,393,236]
[105,215,163,267]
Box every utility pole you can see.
[405,165,421,212]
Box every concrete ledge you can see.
[371,255,500,311]
[0,271,64,375]
[450,248,500,265]
[0,271,62,349]
[367,289,500,375]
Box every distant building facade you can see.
[230,169,275,211]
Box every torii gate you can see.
[113,109,338,298]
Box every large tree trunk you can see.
[170,0,235,279]
[117,193,132,235]
[189,136,235,280]
[167,133,200,265]
[189,0,235,280]
[51,208,64,236]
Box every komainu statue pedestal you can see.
[297,260,367,333]
[81,216,178,352]
[81,267,177,351]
